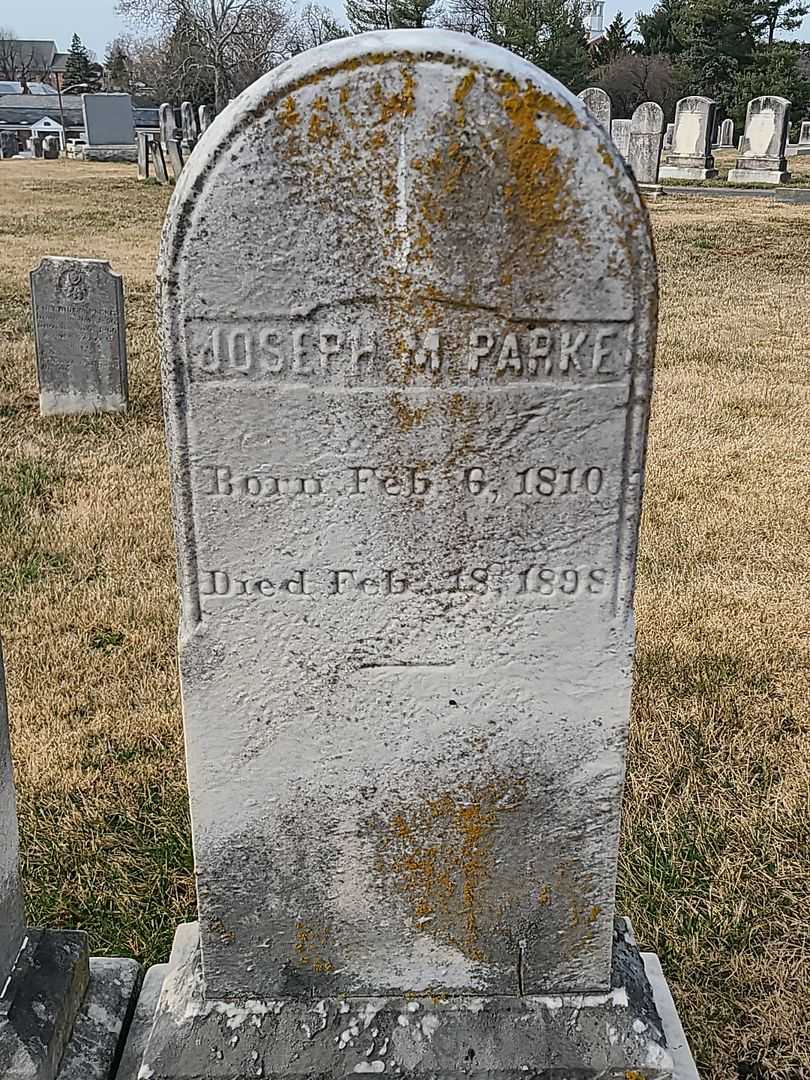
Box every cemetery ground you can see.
[0,159,807,1079]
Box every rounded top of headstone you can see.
[162,31,653,326]
[676,95,715,110]
[747,94,791,112]
[630,100,664,131]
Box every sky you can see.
[9,0,810,61]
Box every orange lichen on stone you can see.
[494,76,583,260]
[377,66,416,124]
[307,95,339,142]
[294,920,335,973]
[377,777,526,958]
[278,95,299,131]
[391,393,429,431]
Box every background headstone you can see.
[659,95,718,180]
[198,104,213,132]
[718,117,734,146]
[577,86,611,131]
[150,134,169,184]
[125,28,695,1080]
[32,136,44,158]
[181,101,198,152]
[610,117,631,158]
[728,96,790,184]
[628,101,664,186]
[663,122,674,149]
[1,131,19,158]
[43,135,60,160]
[800,120,810,144]
[160,103,184,180]
[31,257,128,416]
[82,93,136,147]
[137,130,150,180]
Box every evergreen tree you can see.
[104,39,131,91]
[752,0,809,45]
[390,0,442,27]
[64,33,101,91]
[635,0,687,55]
[345,0,395,31]
[592,11,634,64]
[677,0,757,98]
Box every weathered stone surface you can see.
[610,117,631,158]
[135,920,675,1080]
[717,117,734,146]
[31,257,128,416]
[663,122,674,149]
[114,963,168,1080]
[659,95,717,180]
[577,86,611,131]
[0,930,90,1080]
[0,640,25,984]
[161,29,656,1002]
[0,131,18,158]
[57,958,140,1080]
[150,135,170,184]
[181,102,198,152]
[729,95,790,184]
[82,94,135,147]
[137,131,150,180]
[160,103,185,179]
[199,105,213,132]
[642,954,700,1080]
[628,101,664,185]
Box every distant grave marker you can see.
[31,257,128,416]
[729,96,790,184]
[181,101,198,153]
[199,104,213,132]
[628,101,664,189]
[660,96,718,181]
[577,86,611,131]
[160,103,184,179]
[137,131,149,179]
[82,93,135,146]
[611,117,631,158]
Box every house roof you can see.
[0,39,66,74]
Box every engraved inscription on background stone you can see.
[31,257,127,416]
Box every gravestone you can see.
[137,130,150,180]
[123,29,696,1080]
[0,640,140,1080]
[82,93,135,146]
[198,104,213,132]
[577,86,611,131]
[628,101,664,189]
[43,136,60,160]
[160,103,184,180]
[32,136,44,158]
[663,122,674,150]
[1,131,19,158]
[800,120,810,143]
[659,96,718,180]
[728,96,790,184]
[31,257,128,416]
[610,117,631,158]
[150,134,170,184]
[718,117,734,147]
[181,101,198,152]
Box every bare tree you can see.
[0,30,53,91]
[285,4,349,55]
[117,0,288,111]
[591,52,687,117]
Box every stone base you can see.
[0,929,139,1080]
[785,145,810,157]
[727,168,789,185]
[39,390,127,417]
[639,183,665,199]
[80,146,138,163]
[119,919,697,1079]
[659,166,718,180]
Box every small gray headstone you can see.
[0,640,25,985]
[82,93,135,147]
[628,101,664,186]
[728,95,790,184]
[198,105,213,132]
[718,117,734,146]
[181,101,198,152]
[43,135,60,160]
[150,134,169,184]
[137,131,150,179]
[160,103,184,179]
[32,136,44,158]
[31,257,128,416]
[799,119,810,144]
[663,122,674,149]
[659,95,717,181]
[577,86,611,132]
[610,117,631,158]
[1,131,19,158]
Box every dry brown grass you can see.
[0,160,808,1080]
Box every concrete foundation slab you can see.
[658,166,718,180]
[0,930,89,1080]
[119,920,693,1079]
[81,146,138,163]
[727,168,789,184]
[58,957,141,1080]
